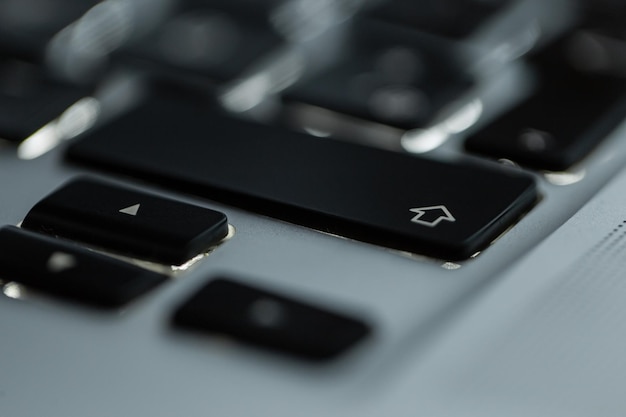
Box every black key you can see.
[362,0,512,38]
[21,177,229,265]
[579,0,626,34]
[0,226,166,308]
[67,97,537,260]
[118,0,283,82]
[0,0,100,59]
[283,20,473,130]
[465,31,626,171]
[172,278,371,360]
[0,55,91,142]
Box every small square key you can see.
[465,29,626,171]
[117,0,284,82]
[21,177,229,265]
[0,226,167,308]
[283,19,473,129]
[172,278,371,360]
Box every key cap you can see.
[67,96,537,260]
[465,30,626,171]
[283,20,473,130]
[0,0,100,59]
[0,226,167,308]
[21,177,229,265]
[362,0,512,38]
[172,278,371,360]
[0,55,92,142]
[118,0,283,82]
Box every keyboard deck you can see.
[2,1,626,416]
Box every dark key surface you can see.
[172,278,371,360]
[118,0,283,82]
[0,226,166,308]
[21,177,229,265]
[362,0,512,38]
[283,20,473,130]
[0,55,91,142]
[0,0,100,59]
[67,97,537,260]
[465,31,626,171]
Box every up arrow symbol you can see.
[119,203,141,216]
[409,205,456,227]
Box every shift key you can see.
[66,98,538,260]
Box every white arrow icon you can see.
[119,203,140,216]
[409,205,456,227]
[46,252,77,273]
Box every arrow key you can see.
[0,226,166,308]
[21,177,229,265]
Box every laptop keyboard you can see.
[1,1,623,154]
[1,0,626,361]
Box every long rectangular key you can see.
[67,97,537,260]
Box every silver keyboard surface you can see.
[2,1,626,416]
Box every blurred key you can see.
[362,0,513,38]
[0,0,99,59]
[118,0,284,82]
[579,0,626,31]
[465,30,626,171]
[283,20,473,130]
[0,54,91,143]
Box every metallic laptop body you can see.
[2,0,626,415]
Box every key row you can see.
[10,162,536,264]
[2,2,626,171]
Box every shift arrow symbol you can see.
[409,205,456,227]
[119,203,140,216]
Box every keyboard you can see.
[2,1,626,416]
